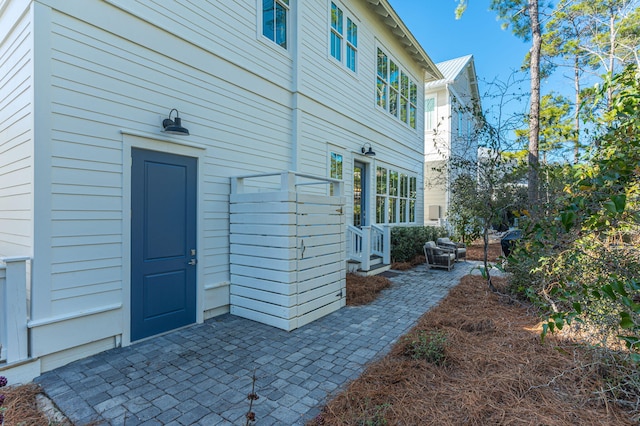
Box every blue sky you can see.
[389,0,533,116]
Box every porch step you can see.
[370,255,384,266]
[347,260,392,277]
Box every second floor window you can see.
[425,96,436,131]
[376,48,418,129]
[330,2,357,72]
[263,0,289,49]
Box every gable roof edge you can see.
[367,0,444,82]
[425,54,482,114]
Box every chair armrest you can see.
[437,242,457,250]
[435,246,455,254]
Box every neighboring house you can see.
[423,55,481,226]
[0,0,442,381]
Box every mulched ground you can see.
[346,273,391,306]
[1,383,65,426]
[6,240,634,425]
[465,238,502,261]
[310,274,637,425]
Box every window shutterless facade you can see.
[376,48,418,129]
[376,166,417,224]
[329,151,343,195]
[425,96,436,131]
[330,2,358,72]
[263,0,289,49]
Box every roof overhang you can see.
[466,59,481,106]
[367,0,444,82]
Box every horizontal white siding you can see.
[296,1,426,226]
[298,0,425,152]
[42,1,295,318]
[425,87,449,158]
[104,0,294,90]
[0,0,33,256]
[424,160,447,223]
[19,0,430,366]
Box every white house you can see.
[423,54,481,226]
[0,0,442,382]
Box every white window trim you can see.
[375,43,420,131]
[375,164,418,225]
[425,93,437,132]
[257,0,291,53]
[328,0,359,74]
[327,144,345,195]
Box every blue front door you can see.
[131,148,197,341]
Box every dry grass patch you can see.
[466,239,503,261]
[1,383,70,426]
[310,274,637,425]
[391,254,425,271]
[346,273,392,306]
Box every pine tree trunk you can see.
[574,56,581,163]
[607,12,616,106]
[528,0,541,208]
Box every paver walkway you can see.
[36,262,477,425]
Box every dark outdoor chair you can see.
[424,241,456,271]
[436,237,467,262]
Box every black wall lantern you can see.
[162,109,189,135]
[361,143,376,157]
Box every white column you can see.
[383,225,391,265]
[361,226,371,271]
[3,257,29,363]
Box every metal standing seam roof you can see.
[424,54,475,89]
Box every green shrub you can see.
[390,226,448,262]
[404,330,447,365]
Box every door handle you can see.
[188,258,197,266]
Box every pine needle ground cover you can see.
[311,274,636,425]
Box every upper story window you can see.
[263,0,289,49]
[330,2,358,72]
[376,48,418,129]
[425,96,436,131]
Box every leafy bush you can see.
[404,330,447,364]
[507,65,640,354]
[390,226,448,263]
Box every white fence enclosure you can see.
[0,257,29,365]
[230,172,346,331]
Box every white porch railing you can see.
[0,257,30,364]
[347,225,366,268]
[371,224,385,258]
[347,224,391,271]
